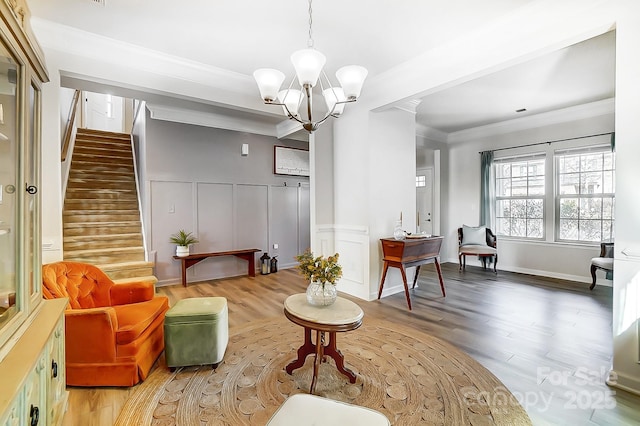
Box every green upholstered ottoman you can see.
[164,297,228,369]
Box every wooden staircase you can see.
[63,128,156,282]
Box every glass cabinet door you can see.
[26,81,41,301]
[0,41,19,329]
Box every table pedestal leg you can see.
[324,332,357,383]
[285,327,314,374]
[285,327,357,394]
[310,331,325,394]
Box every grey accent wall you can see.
[140,108,310,285]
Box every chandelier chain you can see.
[307,0,313,48]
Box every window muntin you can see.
[416,175,425,187]
[495,155,545,239]
[556,148,615,242]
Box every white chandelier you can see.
[253,0,368,133]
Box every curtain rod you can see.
[478,131,614,154]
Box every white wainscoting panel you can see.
[335,226,370,301]
[235,184,269,257]
[150,180,194,284]
[193,182,238,280]
[315,225,336,257]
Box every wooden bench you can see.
[173,249,261,287]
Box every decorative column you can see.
[328,100,419,301]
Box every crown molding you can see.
[276,119,305,140]
[416,124,448,143]
[391,99,422,114]
[31,18,249,84]
[30,17,267,112]
[147,103,277,138]
[146,103,307,142]
[447,98,615,144]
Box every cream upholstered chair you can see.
[590,242,613,290]
[458,225,498,272]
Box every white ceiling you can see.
[27,0,615,137]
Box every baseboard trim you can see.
[441,259,612,287]
[607,370,640,396]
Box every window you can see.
[555,147,615,242]
[494,155,545,239]
[416,175,426,187]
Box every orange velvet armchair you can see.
[42,261,169,387]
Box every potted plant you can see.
[295,249,343,306]
[170,230,199,257]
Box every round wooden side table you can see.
[283,293,364,394]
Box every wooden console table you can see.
[378,236,445,310]
[173,248,260,287]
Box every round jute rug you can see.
[115,317,531,425]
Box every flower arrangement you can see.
[295,249,343,286]
[169,229,199,246]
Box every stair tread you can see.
[71,159,133,165]
[77,128,130,137]
[97,260,154,268]
[74,150,130,157]
[64,232,142,241]
[68,173,134,177]
[76,136,131,143]
[73,152,132,159]
[65,246,145,255]
[65,188,136,192]
[64,198,137,205]
[64,221,141,227]
[64,200,138,204]
[63,209,140,213]
[63,210,139,214]
[67,174,135,180]
[68,177,135,182]
[74,147,131,154]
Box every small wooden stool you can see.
[164,297,228,369]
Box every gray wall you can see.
[139,108,310,285]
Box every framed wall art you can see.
[274,146,310,176]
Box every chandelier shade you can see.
[253,0,367,133]
[336,65,368,100]
[278,89,302,118]
[323,87,346,116]
[291,49,326,87]
[253,69,285,103]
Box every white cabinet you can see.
[0,299,68,426]
[24,354,46,426]
[0,0,62,424]
[0,395,20,426]
[47,316,66,425]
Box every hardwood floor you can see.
[62,263,640,425]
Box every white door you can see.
[416,168,434,235]
[83,91,124,132]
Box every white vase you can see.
[393,220,406,240]
[306,281,337,306]
[175,245,190,257]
